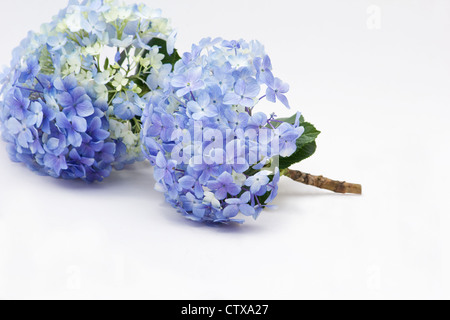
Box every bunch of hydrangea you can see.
[0,0,178,181]
[141,38,305,223]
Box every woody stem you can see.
[283,169,362,195]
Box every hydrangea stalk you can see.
[0,0,179,181]
[283,169,362,194]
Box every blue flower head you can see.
[0,0,177,182]
[142,38,304,224]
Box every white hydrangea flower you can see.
[150,18,172,35]
[146,46,165,70]
[63,50,82,75]
[122,131,138,147]
[94,71,112,85]
[55,20,68,33]
[102,7,120,23]
[109,119,124,139]
[83,42,102,56]
[76,70,94,84]
[111,35,134,48]
[94,84,108,101]
[166,95,181,114]
[203,192,221,209]
[117,7,133,20]
[43,94,60,112]
[135,5,162,20]
[65,7,83,33]
[232,171,247,187]
[112,72,128,91]
[228,55,250,69]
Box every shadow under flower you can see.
[159,202,267,234]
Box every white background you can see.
[0,0,449,300]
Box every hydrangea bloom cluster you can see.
[0,0,177,181]
[142,38,305,223]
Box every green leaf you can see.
[297,122,321,146]
[279,141,317,170]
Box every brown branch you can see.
[284,169,362,195]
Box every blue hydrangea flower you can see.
[171,67,205,97]
[19,57,40,84]
[187,92,218,120]
[207,172,241,200]
[276,122,305,157]
[224,192,255,218]
[5,88,30,120]
[113,96,142,121]
[0,0,177,182]
[6,117,34,149]
[57,80,94,119]
[266,77,291,109]
[223,79,260,108]
[47,34,68,52]
[80,11,107,39]
[27,102,44,128]
[142,38,304,223]
[254,55,274,85]
[55,112,87,148]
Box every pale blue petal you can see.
[277,93,290,109]
[245,81,261,98]
[6,118,22,134]
[266,88,276,103]
[154,167,165,182]
[171,76,187,87]
[227,184,241,196]
[215,187,228,200]
[76,100,95,117]
[223,93,240,105]
[223,205,239,218]
[179,176,196,189]
[155,152,167,168]
[239,204,255,217]
[72,116,87,133]
[240,192,251,203]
